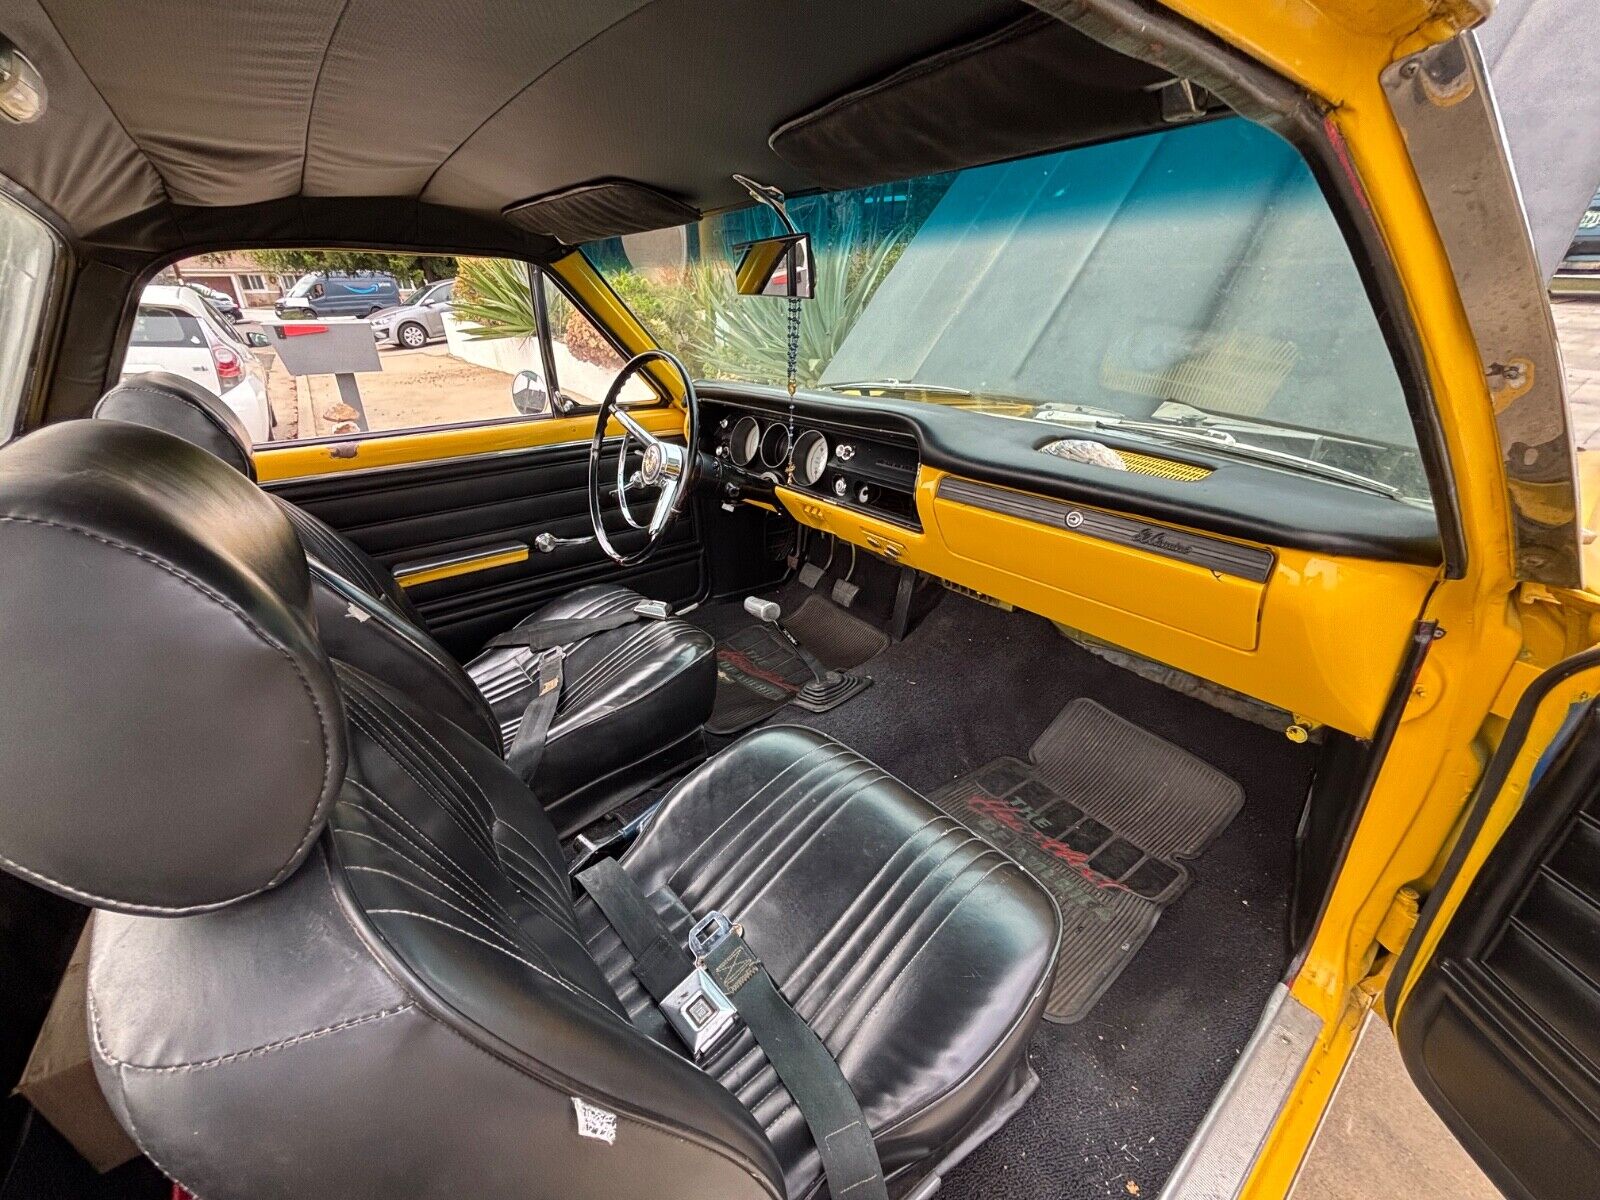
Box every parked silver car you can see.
[369,278,454,349]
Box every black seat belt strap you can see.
[575,861,888,1200]
[503,648,563,777]
[701,932,887,1200]
[496,601,670,770]
[576,858,693,999]
[485,599,670,654]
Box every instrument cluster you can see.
[707,405,921,529]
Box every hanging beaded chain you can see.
[785,293,801,483]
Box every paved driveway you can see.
[1554,295,1600,445]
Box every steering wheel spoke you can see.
[587,351,698,567]
[647,480,681,537]
[613,406,658,446]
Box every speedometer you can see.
[727,416,760,467]
[793,430,829,487]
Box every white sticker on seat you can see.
[572,1097,618,1145]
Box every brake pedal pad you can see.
[798,562,826,589]
[831,577,861,608]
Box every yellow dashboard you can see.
[772,467,1436,739]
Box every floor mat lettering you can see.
[930,699,1242,1023]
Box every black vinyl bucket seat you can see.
[0,419,1060,1200]
[94,372,715,833]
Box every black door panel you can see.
[1397,701,1600,1200]
[269,436,705,659]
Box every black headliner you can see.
[5,0,1046,255]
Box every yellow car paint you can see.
[776,471,1438,738]
[254,405,685,483]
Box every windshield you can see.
[583,117,1429,502]
[287,275,319,297]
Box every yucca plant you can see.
[672,220,907,386]
[448,223,908,384]
[450,257,538,340]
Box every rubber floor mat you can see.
[929,698,1243,1022]
[705,594,887,735]
[706,625,813,735]
[783,593,888,670]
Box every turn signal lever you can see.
[743,596,835,686]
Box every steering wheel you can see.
[589,350,700,566]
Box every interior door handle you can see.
[534,532,596,553]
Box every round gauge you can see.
[727,415,760,467]
[759,422,791,469]
[793,430,830,487]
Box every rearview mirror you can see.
[511,368,552,418]
[244,331,270,348]
[734,233,813,299]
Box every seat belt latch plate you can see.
[634,599,672,620]
[689,910,736,959]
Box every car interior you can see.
[0,2,1463,1199]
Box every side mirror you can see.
[244,331,270,348]
[734,233,813,298]
[511,368,552,418]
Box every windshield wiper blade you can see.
[1038,409,1403,499]
[822,378,973,397]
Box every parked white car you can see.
[120,284,273,442]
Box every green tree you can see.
[246,249,457,288]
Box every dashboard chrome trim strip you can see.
[937,477,1275,582]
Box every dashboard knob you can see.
[833,475,848,497]
[837,443,856,461]
[856,483,875,505]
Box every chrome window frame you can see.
[1382,33,1583,587]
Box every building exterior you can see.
[171,252,292,308]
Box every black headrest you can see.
[94,371,258,481]
[0,420,344,914]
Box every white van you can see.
[120,284,273,442]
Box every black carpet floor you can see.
[691,588,1314,1199]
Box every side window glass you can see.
[0,192,58,444]
[115,252,660,445]
[531,270,653,408]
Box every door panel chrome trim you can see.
[393,541,530,587]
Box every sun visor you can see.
[503,180,702,245]
[769,13,1173,192]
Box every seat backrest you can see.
[95,374,501,752]
[0,420,782,1200]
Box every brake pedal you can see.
[799,534,836,588]
[830,543,860,607]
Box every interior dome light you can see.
[0,39,45,124]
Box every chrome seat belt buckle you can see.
[633,599,672,620]
[660,910,742,1060]
[661,967,739,1060]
